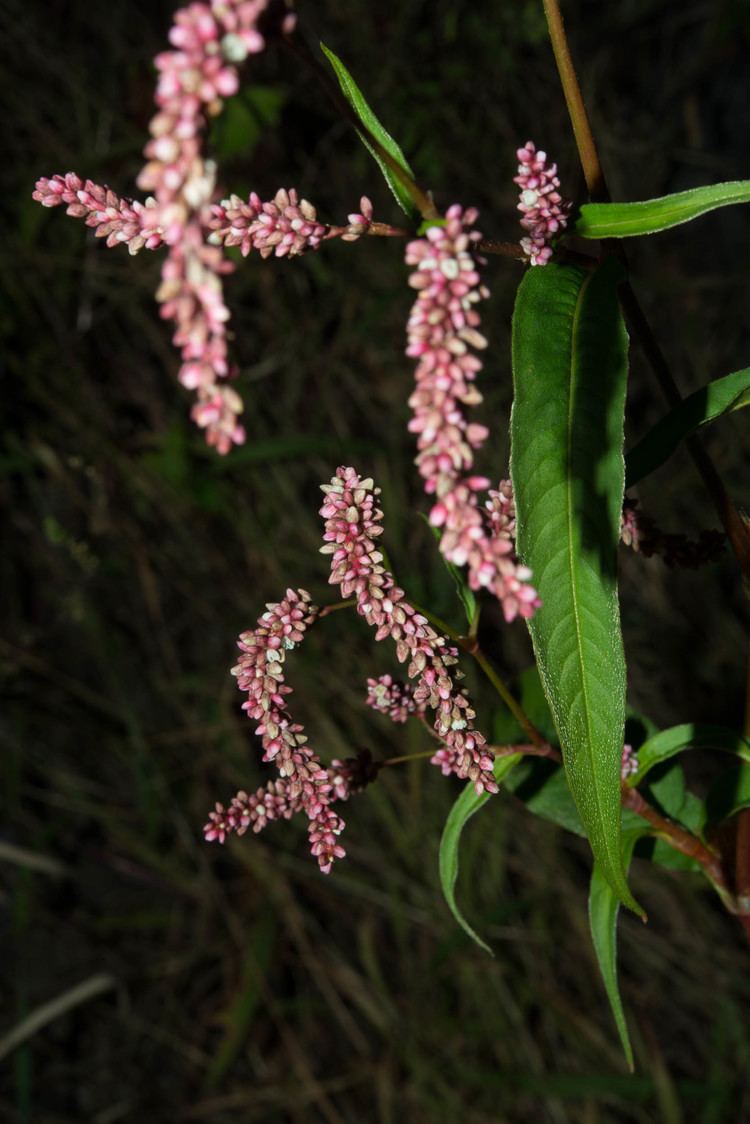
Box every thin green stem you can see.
[470,647,545,748]
[408,598,545,747]
[542,0,607,201]
[382,749,437,767]
[544,0,750,578]
[407,599,463,642]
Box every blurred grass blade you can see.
[439,754,521,954]
[204,915,276,1089]
[511,259,642,916]
[626,367,750,487]
[0,975,117,1061]
[589,831,645,1070]
[320,42,420,220]
[629,723,750,787]
[574,181,750,239]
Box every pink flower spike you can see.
[404,207,540,622]
[366,675,426,724]
[209,587,346,873]
[514,141,571,267]
[321,468,498,795]
[33,175,164,256]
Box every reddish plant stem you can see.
[492,742,561,764]
[544,1,750,936]
[317,598,356,619]
[621,784,733,904]
[479,239,527,259]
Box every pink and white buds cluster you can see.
[405,207,540,622]
[620,743,639,781]
[621,499,725,568]
[514,142,571,266]
[204,776,303,843]
[321,467,497,794]
[208,190,373,258]
[209,587,345,872]
[135,2,300,454]
[32,174,164,256]
[366,674,425,724]
[34,3,295,453]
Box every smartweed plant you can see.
[32,0,750,1065]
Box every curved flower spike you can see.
[321,467,498,794]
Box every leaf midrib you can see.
[565,269,618,875]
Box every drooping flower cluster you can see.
[32,174,164,255]
[405,208,540,622]
[208,189,373,258]
[206,587,345,872]
[204,746,378,845]
[33,2,296,455]
[320,467,498,793]
[514,141,571,266]
[621,499,725,568]
[135,1,300,455]
[366,674,425,724]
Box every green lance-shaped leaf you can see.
[574,181,750,239]
[438,754,522,954]
[320,42,420,222]
[511,258,642,915]
[589,830,646,1070]
[628,723,750,787]
[625,367,750,487]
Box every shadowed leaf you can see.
[626,367,750,486]
[511,258,641,914]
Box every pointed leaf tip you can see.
[438,755,521,954]
[320,41,419,222]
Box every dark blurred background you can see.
[2,0,750,1120]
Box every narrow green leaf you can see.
[626,367,750,487]
[511,258,641,915]
[589,830,645,1069]
[320,42,419,221]
[204,914,276,1089]
[574,181,750,239]
[629,723,750,787]
[438,754,521,954]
